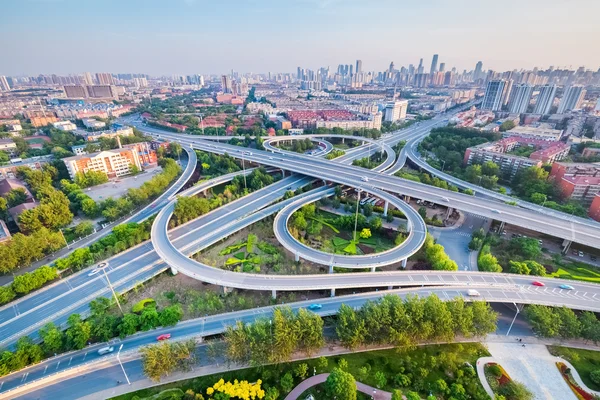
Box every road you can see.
[3,283,599,400]
[0,147,197,287]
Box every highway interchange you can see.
[3,109,600,398]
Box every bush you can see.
[590,370,600,385]
[133,298,156,314]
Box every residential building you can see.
[30,116,59,127]
[507,84,534,114]
[64,85,118,99]
[550,162,600,181]
[122,142,158,169]
[0,178,34,200]
[80,127,133,142]
[0,139,18,157]
[533,84,557,115]
[0,76,12,92]
[503,126,563,141]
[582,147,600,158]
[83,72,94,85]
[221,75,232,94]
[557,85,586,114]
[62,145,156,179]
[556,175,600,204]
[384,100,408,122]
[430,54,439,75]
[289,128,304,135]
[355,59,362,74]
[63,85,87,98]
[82,118,106,129]
[0,220,11,243]
[53,120,77,131]
[589,193,600,222]
[0,156,51,180]
[95,73,114,85]
[71,144,88,156]
[481,80,506,111]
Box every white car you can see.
[467,289,481,297]
[361,176,369,182]
[88,269,101,277]
[491,209,501,214]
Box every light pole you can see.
[440,160,446,172]
[506,302,520,336]
[59,228,70,249]
[241,153,247,190]
[116,344,131,385]
[353,190,361,242]
[101,263,124,316]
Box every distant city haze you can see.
[1,0,599,75]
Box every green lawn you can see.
[548,346,600,391]
[550,263,600,284]
[110,343,490,400]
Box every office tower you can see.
[221,75,232,93]
[444,71,455,86]
[384,100,408,122]
[474,61,483,81]
[96,73,114,85]
[533,84,557,114]
[557,85,586,114]
[199,75,204,87]
[297,67,302,80]
[356,60,362,75]
[439,63,445,72]
[389,61,394,73]
[481,80,506,111]
[507,84,534,114]
[501,79,514,106]
[83,72,94,85]
[430,54,439,75]
[0,76,10,91]
[417,58,424,74]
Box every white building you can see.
[504,126,563,142]
[384,100,408,122]
[533,84,557,115]
[481,80,506,111]
[82,118,107,129]
[0,76,10,92]
[557,85,586,114]
[507,84,533,114]
[53,120,77,131]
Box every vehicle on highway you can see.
[532,281,545,287]
[467,289,480,297]
[592,255,597,262]
[491,209,501,214]
[87,269,101,277]
[361,176,369,182]
[307,304,322,310]
[441,197,450,202]
[559,284,574,290]
[97,346,114,355]
[268,157,273,160]
[157,333,171,341]
[243,151,253,156]
[579,251,584,257]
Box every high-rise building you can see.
[430,54,439,75]
[221,75,232,93]
[481,80,506,111]
[533,84,557,115]
[83,72,94,85]
[417,58,424,74]
[0,76,11,92]
[388,62,394,73]
[557,85,586,114]
[474,61,483,81]
[501,79,514,106]
[96,73,114,85]
[384,100,408,122]
[356,60,362,75]
[507,84,534,114]
[439,63,445,73]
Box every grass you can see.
[110,343,489,400]
[549,346,600,391]
[550,263,600,284]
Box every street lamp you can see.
[241,152,247,190]
[101,263,124,316]
[116,344,131,385]
[440,160,446,172]
[506,302,520,336]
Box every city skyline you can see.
[2,0,600,76]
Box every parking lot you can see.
[85,167,162,202]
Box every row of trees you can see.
[141,340,196,382]
[0,227,64,275]
[0,265,59,306]
[525,305,600,341]
[0,296,184,378]
[196,151,241,177]
[73,170,109,188]
[395,170,459,192]
[421,234,458,270]
[336,295,497,350]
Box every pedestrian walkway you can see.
[284,373,392,400]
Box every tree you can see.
[325,368,357,400]
[141,340,195,382]
[158,304,184,327]
[264,386,280,400]
[418,206,428,220]
[590,370,600,385]
[317,356,328,371]
[169,142,182,159]
[65,314,92,350]
[74,221,94,238]
[5,188,28,208]
[118,313,140,338]
[524,305,560,337]
[280,372,294,393]
[374,371,387,388]
[499,120,516,132]
[363,203,373,217]
[359,228,372,239]
[481,160,500,177]
[405,392,420,400]
[530,192,547,205]
[391,389,403,400]
[295,363,308,379]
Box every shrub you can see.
[590,370,600,385]
[132,298,156,313]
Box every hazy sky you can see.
[2,0,599,76]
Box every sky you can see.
[1,0,600,76]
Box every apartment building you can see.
[503,126,563,141]
[589,193,600,222]
[81,127,133,142]
[62,144,156,179]
[556,176,600,204]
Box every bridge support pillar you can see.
[222,286,232,295]
[562,240,572,254]
[329,265,334,274]
[330,288,336,297]
[499,221,505,232]
[170,266,178,275]
[383,201,389,217]
[281,169,285,177]
[295,253,300,262]
[388,286,393,290]
[370,266,376,272]
[271,290,277,299]
[401,258,407,269]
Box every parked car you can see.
[578,251,584,257]
[532,281,545,287]
[157,333,171,341]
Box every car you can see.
[591,255,597,262]
[307,304,322,310]
[491,209,501,214]
[559,284,574,290]
[441,197,450,202]
[361,176,369,182]
[97,346,114,355]
[87,268,101,277]
[268,157,273,160]
[572,249,579,255]
[532,281,545,287]
[578,251,584,257]
[467,289,480,297]
[157,333,171,341]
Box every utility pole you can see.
[102,264,124,316]
[116,344,131,385]
[59,228,70,249]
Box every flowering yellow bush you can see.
[209,378,265,399]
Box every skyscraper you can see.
[507,84,534,114]
[356,60,362,75]
[221,75,232,93]
[430,54,439,75]
[96,73,114,85]
[533,84,557,115]
[389,62,395,73]
[83,72,94,85]
[481,80,506,111]
[417,58,424,74]
[557,85,586,114]
[0,76,11,92]
[439,63,445,73]
[474,61,483,81]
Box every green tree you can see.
[295,363,308,379]
[118,313,140,338]
[264,387,280,400]
[65,314,92,350]
[359,228,372,239]
[141,340,195,382]
[370,216,382,231]
[5,188,28,208]
[391,389,403,400]
[590,370,600,385]
[317,356,328,371]
[374,371,387,388]
[405,392,420,400]
[325,368,357,400]
[499,120,516,132]
[280,372,294,393]
[497,380,534,400]
[159,304,184,327]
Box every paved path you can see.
[284,373,392,400]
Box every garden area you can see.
[288,204,402,256]
[484,363,533,400]
[549,346,600,392]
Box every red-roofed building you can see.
[589,193,600,222]
[267,128,276,137]
[556,175,600,204]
